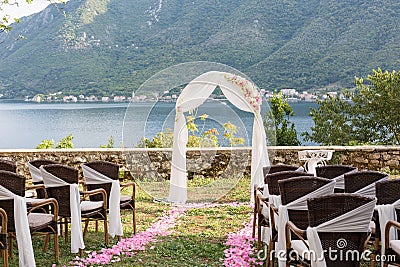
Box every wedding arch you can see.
[167,71,270,203]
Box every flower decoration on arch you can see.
[224,74,262,112]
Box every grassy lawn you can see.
[6,176,253,266]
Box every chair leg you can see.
[7,237,12,259]
[371,237,379,267]
[104,219,109,245]
[268,237,275,267]
[43,234,50,252]
[257,223,262,251]
[252,208,257,238]
[64,219,69,243]
[54,233,59,262]
[3,248,8,267]
[95,220,99,232]
[83,220,89,239]
[133,209,136,234]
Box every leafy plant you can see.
[36,139,55,149]
[137,114,244,148]
[100,135,114,148]
[55,133,74,148]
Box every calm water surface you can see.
[0,101,318,149]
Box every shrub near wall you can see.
[0,146,399,181]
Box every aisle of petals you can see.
[66,207,185,267]
[61,201,251,267]
[223,215,262,267]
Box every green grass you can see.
[5,175,252,266]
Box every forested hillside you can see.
[0,0,399,98]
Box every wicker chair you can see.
[253,171,313,252]
[262,164,301,178]
[0,170,59,262]
[82,160,136,234]
[383,220,400,266]
[277,176,335,267]
[40,164,108,248]
[27,159,58,199]
[344,170,388,195]
[0,208,7,267]
[287,194,374,267]
[375,179,400,267]
[253,167,305,239]
[316,164,358,193]
[0,160,16,173]
[315,164,357,179]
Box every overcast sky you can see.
[1,0,57,22]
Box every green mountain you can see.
[1,0,400,98]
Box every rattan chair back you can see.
[307,194,374,267]
[279,176,332,231]
[0,160,16,173]
[41,164,78,217]
[266,171,313,195]
[315,164,357,179]
[344,170,387,193]
[83,161,119,203]
[28,159,58,198]
[0,171,26,232]
[263,164,300,178]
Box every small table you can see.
[298,150,334,175]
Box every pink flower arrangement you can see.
[224,74,262,112]
[65,207,185,267]
[223,216,262,267]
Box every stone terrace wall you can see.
[0,146,399,180]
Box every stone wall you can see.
[0,146,399,181]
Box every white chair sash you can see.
[82,164,123,237]
[333,168,358,190]
[40,166,85,253]
[28,162,42,183]
[376,198,400,256]
[0,185,35,267]
[277,181,336,267]
[354,176,388,198]
[261,194,281,243]
[306,199,376,267]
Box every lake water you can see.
[0,101,318,149]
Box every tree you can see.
[266,92,300,146]
[304,68,400,145]
[302,96,354,145]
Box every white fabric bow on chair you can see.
[40,166,85,253]
[27,162,43,183]
[376,197,400,256]
[82,164,123,237]
[354,175,388,198]
[0,185,35,267]
[306,199,376,267]
[333,168,358,190]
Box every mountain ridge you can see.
[0,0,400,98]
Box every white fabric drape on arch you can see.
[0,185,36,267]
[167,71,269,203]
